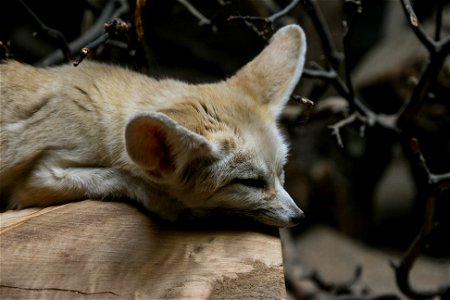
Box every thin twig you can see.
[303,0,450,148]
[227,16,274,39]
[268,0,301,23]
[134,0,147,41]
[400,0,436,53]
[308,265,363,294]
[300,0,400,145]
[342,0,362,112]
[390,192,448,299]
[396,0,450,129]
[228,0,302,40]
[410,138,450,186]
[300,0,398,147]
[18,0,72,62]
[303,67,337,80]
[36,0,129,66]
[328,108,398,148]
[0,41,12,59]
[292,94,315,107]
[304,62,352,102]
[216,0,231,6]
[389,138,450,299]
[176,0,217,32]
[73,18,130,66]
[400,0,450,52]
[176,0,211,25]
[230,0,301,24]
[388,2,450,298]
[434,0,444,41]
[300,0,342,69]
[328,112,366,148]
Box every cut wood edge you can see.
[0,200,287,299]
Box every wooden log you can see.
[0,200,287,299]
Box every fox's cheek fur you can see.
[188,181,303,227]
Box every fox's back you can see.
[1,62,104,161]
[0,61,137,199]
[0,61,203,200]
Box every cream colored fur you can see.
[0,25,306,227]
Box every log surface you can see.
[0,200,286,299]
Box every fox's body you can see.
[0,25,306,227]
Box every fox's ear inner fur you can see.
[125,112,213,178]
[228,25,307,117]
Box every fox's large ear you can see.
[125,112,214,179]
[228,25,306,117]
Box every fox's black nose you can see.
[290,212,305,225]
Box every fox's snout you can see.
[278,204,305,228]
[255,188,305,228]
[287,209,305,227]
[279,188,305,227]
[258,205,304,228]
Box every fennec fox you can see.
[0,25,306,227]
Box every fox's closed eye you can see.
[232,178,267,189]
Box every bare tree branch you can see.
[228,1,449,297]
[400,0,450,54]
[410,138,450,186]
[216,0,231,6]
[228,16,274,39]
[230,0,301,24]
[302,0,449,148]
[399,0,436,53]
[73,18,131,67]
[18,0,72,63]
[292,94,315,107]
[228,0,301,39]
[300,0,342,69]
[396,0,450,130]
[434,0,444,41]
[36,0,129,66]
[229,0,405,146]
[389,138,450,299]
[269,0,300,22]
[0,41,12,59]
[308,265,363,294]
[134,0,147,41]
[304,61,353,105]
[342,0,362,112]
[328,112,364,148]
[300,0,400,146]
[176,0,217,32]
[391,192,449,299]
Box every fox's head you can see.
[125,25,306,227]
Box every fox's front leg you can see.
[7,166,186,221]
[9,166,131,208]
